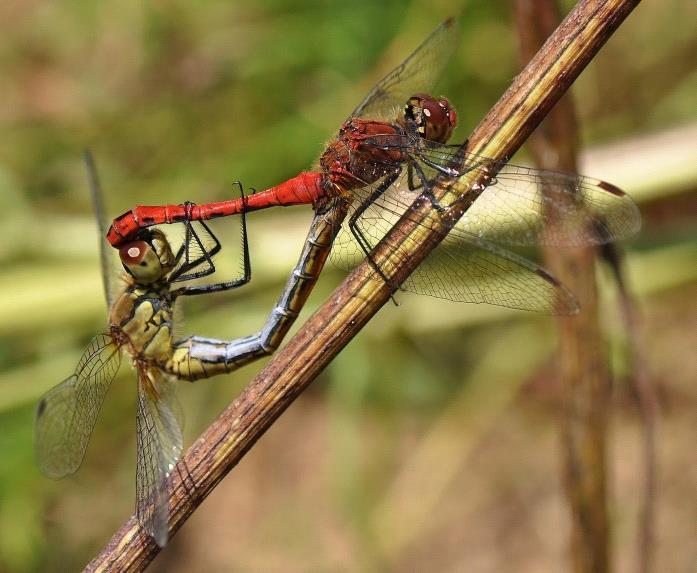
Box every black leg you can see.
[348,169,402,288]
[169,213,221,283]
[173,185,251,297]
[418,154,461,179]
[170,179,246,282]
[407,163,422,191]
[407,159,447,212]
[172,205,219,270]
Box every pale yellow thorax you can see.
[109,280,176,369]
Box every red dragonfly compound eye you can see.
[406,93,457,144]
[439,97,458,130]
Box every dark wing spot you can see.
[535,267,561,286]
[596,180,625,197]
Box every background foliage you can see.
[0,1,695,571]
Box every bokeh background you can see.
[0,1,695,572]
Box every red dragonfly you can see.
[106,18,640,319]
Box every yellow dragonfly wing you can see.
[35,333,122,478]
[135,369,183,547]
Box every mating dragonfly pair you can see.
[36,18,640,547]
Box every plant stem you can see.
[513,1,614,572]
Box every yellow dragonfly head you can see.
[118,229,175,284]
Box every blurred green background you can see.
[0,1,695,571]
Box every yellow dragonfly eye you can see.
[119,240,165,283]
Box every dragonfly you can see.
[105,19,640,347]
[34,153,262,547]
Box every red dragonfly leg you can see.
[107,171,325,247]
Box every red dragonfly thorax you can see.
[320,119,405,192]
[321,93,458,192]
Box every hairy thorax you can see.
[320,119,406,192]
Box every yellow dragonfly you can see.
[35,152,252,546]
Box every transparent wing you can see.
[331,187,579,314]
[35,333,122,478]
[461,163,641,246]
[403,233,578,314]
[84,151,120,308]
[351,136,641,246]
[350,18,459,121]
[135,370,183,547]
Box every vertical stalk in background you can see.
[602,242,658,573]
[513,1,611,572]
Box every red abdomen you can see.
[107,171,325,246]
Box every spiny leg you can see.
[407,158,448,212]
[348,169,402,290]
[174,183,252,296]
[169,203,221,282]
[407,162,423,192]
[172,180,249,275]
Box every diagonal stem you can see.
[84,1,641,570]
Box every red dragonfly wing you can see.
[35,334,122,478]
[462,164,640,246]
[135,369,183,547]
[426,145,641,246]
[330,150,638,313]
[331,183,579,314]
[351,135,641,246]
[350,18,459,121]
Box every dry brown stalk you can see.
[603,241,658,573]
[84,1,642,570]
[513,1,613,572]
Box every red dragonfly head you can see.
[402,93,457,144]
[119,229,175,284]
